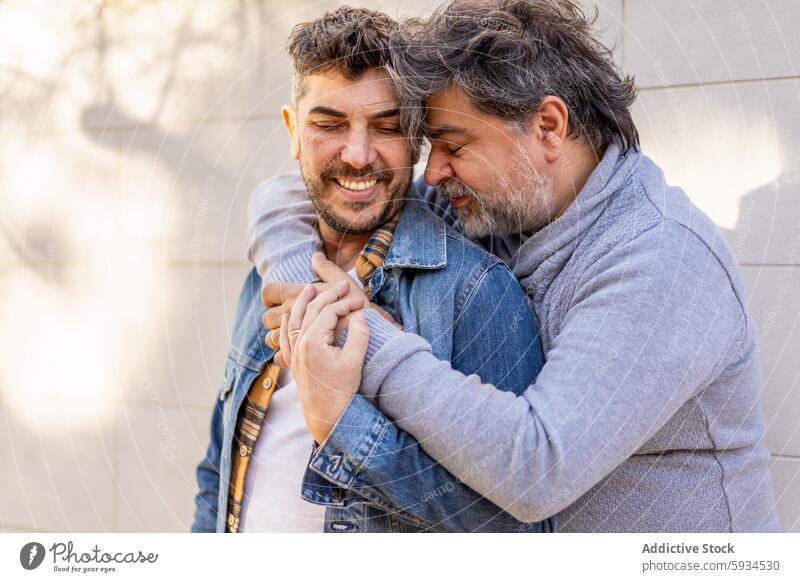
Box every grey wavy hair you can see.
[388,0,640,154]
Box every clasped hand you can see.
[259,253,378,443]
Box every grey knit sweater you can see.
[247,146,778,532]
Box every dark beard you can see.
[312,194,404,235]
[302,160,409,235]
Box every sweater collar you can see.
[511,144,642,283]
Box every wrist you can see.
[311,393,355,449]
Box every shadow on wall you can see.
[0,0,302,434]
[0,0,797,531]
[722,173,800,266]
[0,0,450,533]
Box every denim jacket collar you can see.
[382,199,447,271]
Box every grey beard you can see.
[440,167,554,238]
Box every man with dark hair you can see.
[191,5,552,533]
[254,0,778,532]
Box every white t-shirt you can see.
[239,268,363,532]
[239,367,326,532]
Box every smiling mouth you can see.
[333,176,379,191]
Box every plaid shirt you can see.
[225,214,399,533]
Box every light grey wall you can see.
[0,0,797,532]
[624,0,800,532]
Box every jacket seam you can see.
[453,256,498,320]
[349,417,391,483]
[228,348,270,373]
[345,417,449,532]
[445,231,502,257]
[308,422,447,531]
[341,487,446,532]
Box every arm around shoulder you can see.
[247,173,321,285]
[358,223,747,522]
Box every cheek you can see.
[450,162,484,192]
[484,152,519,185]
[377,141,412,172]
[302,131,341,164]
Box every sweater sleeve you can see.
[247,174,460,284]
[247,173,321,285]
[356,221,748,523]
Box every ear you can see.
[531,96,569,164]
[282,105,300,160]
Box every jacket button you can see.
[329,455,342,471]
[239,445,248,457]
[227,514,235,527]
[262,377,272,390]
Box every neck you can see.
[551,141,604,220]
[318,221,372,272]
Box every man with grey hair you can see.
[255,0,778,532]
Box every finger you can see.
[312,282,335,295]
[278,313,292,367]
[312,252,354,286]
[273,350,288,368]
[300,280,351,334]
[265,327,281,351]
[261,282,304,308]
[263,301,294,330]
[304,297,368,347]
[288,284,317,338]
[342,311,370,368]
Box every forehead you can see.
[426,85,504,137]
[300,69,397,116]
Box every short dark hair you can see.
[287,6,398,103]
[389,0,640,153]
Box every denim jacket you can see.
[191,200,552,533]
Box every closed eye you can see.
[431,138,465,156]
[313,122,344,131]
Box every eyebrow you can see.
[307,106,401,119]
[427,125,471,139]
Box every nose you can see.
[339,128,377,169]
[423,149,455,186]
